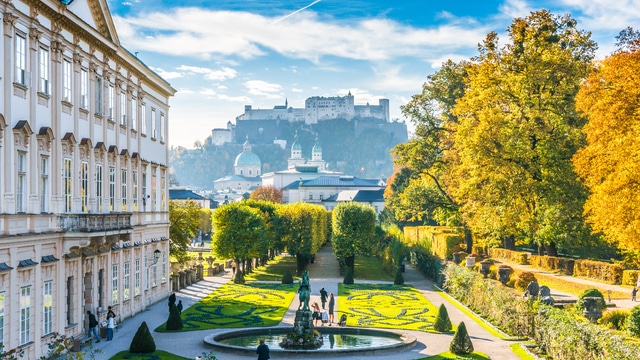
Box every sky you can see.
[105,0,640,148]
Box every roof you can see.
[234,151,261,167]
[214,175,262,183]
[169,189,205,200]
[326,189,385,202]
[283,176,385,190]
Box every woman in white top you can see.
[107,316,115,341]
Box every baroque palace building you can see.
[0,0,175,357]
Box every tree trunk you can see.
[502,235,516,250]
[345,255,355,276]
[464,228,473,253]
[537,244,544,256]
[544,242,558,257]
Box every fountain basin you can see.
[204,326,416,357]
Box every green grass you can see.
[338,283,448,333]
[109,350,191,359]
[510,343,539,360]
[155,282,295,332]
[353,255,394,281]
[419,351,490,359]
[244,254,300,281]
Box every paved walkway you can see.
[91,247,522,360]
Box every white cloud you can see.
[498,0,531,20]
[244,80,283,99]
[149,67,183,80]
[176,65,237,81]
[291,88,304,93]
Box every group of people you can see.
[310,287,335,326]
[86,306,117,343]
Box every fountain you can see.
[279,270,323,349]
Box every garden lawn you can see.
[339,283,449,333]
[156,283,295,332]
[419,351,490,360]
[244,254,300,281]
[353,255,394,281]
[109,350,191,359]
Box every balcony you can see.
[57,213,132,232]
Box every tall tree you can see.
[275,203,326,272]
[169,200,201,262]
[449,11,597,255]
[250,185,283,203]
[573,27,640,254]
[332,202,376,275]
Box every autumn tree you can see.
[573,27,640,257]
[250,185,283,203]
[449,11,597,255]
[212,202,269,274]
[169,200,201,262]
[275,203,326,272]
[332,202,376,275]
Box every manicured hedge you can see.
[404,226,465,260]
[487,248,529,265]
[574,260,624,284]
[622,270,640,286]
[529,255,575,275]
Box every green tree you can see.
[332,202,376,275]
[573,27,640,255]
[449,11,597,255]
[129,321,156,353]
[212,203,269,274]
[169,200,201,262]
[275,203,326,272]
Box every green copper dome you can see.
[291,132,302,151]
[234,151,261,167]
[312,135,322,153]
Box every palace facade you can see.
[0,0,175,357]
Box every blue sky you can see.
[106,0,640,148]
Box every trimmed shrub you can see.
[514,272,537,291]
[574,259,625,284]
[129,321,156,353]
[487,248,529,265]
[343,267,354,285]
[599,309,629,331]
[234,270,245,284]
[450,321,473,354]
[622,270,640,286]
[282,270,293,284]
[393,268,404,285]
[626,305,640,337]
[433,304,452,332]
[529,255,575,275]
[575,288,605,314]
[166,304,183,331]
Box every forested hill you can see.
[169,118,408,190]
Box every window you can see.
[80,69,88,109]
[66,277,73,325]
[142,173,147,211]
[109,167,115,211]
[134,258,141,296]
[162,252,167,283]
[20,286,31,345]
[108,85,114,119]
[120,92,127,126]
[96,164,103,212]
[40,156,48,213]
[151,108,156,138]
[81,162,88,212]
[95,76,103,115]
[141,104,146,134]
[39,47,50,95]
[64,159,72,212]
[309,194,313,200]
[160,113,165,142]
[144,257,150,290]
[63,60,72,102]
[151,172,157,211]
[152,260,157,287]
[161,169,166,211]
[17,152,26,212]
[132,170,138,211]
[131,98,138,130]
[123,261,130,301]
[121,169,127,211]
[15,34,28,86]
[111,264,118,304]
[43,281,53,335]
[0,292,4,343]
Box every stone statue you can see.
[298,270,311,311]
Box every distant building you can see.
[282,176,386,210]
[236,91,390,125]
[213,137,261,198]
[211,121,235,146]
[169,188,211,208]
[323,189,386,216]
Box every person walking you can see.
[87,311,100,343]
[328,293,335,325]
[320,287,328,309]
[632,287,638,302]
[177,300,183,314]
[106,315,115,341]
[107,306,116,320]
[256,339,270,360]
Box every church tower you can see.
[287,131,306,169]
[308,134,326,169]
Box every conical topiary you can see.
[166,304,183,331]
[394,267,405,285]
[282,269,293,284]
[129,321,156,354]
[234,269,245,284]
[450,321,473,355]
[343,266,354,285]
[434,304,452,332]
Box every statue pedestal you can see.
[280,310,322,349]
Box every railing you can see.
[57,213,132,232]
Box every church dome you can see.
[312,136,322,153]
[234,151,261,167]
